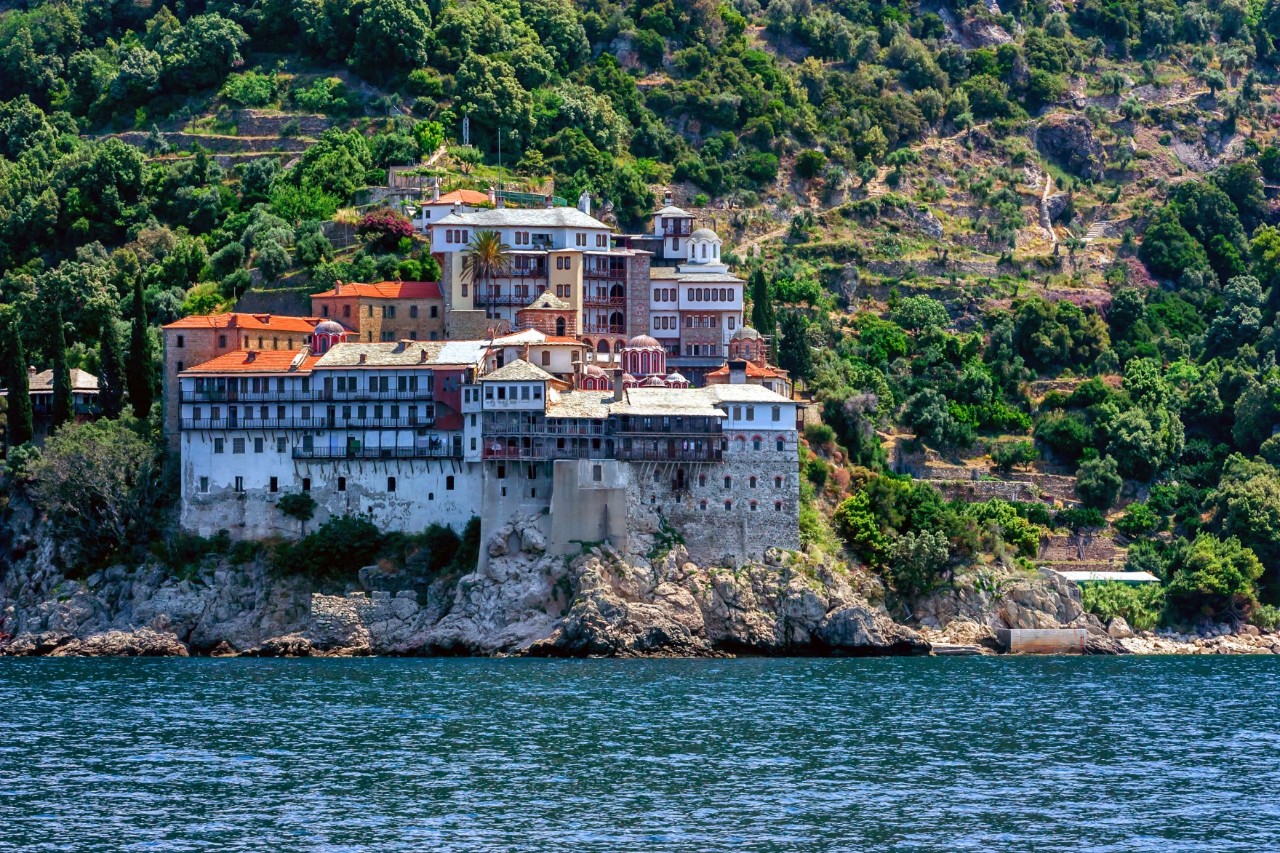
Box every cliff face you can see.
[0,512,931,658]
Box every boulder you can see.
[1037,114,1105,179]
[817,605,931,656]
[1045,192,1070,222]
[1106,617,1134,639]
[242,633,314,657]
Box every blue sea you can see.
[1,657,1277,851]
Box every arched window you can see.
[753,437,762,451]
[699,474,706,487]
[750,501,758,511]
[775,476,783,489]
[749,476,757,488]
[724,499,732,511]
[724,476,732,489]
[776,437,785,451]
[597,340,610,356]
[556,317,566,336]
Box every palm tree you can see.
[463,230,513,309]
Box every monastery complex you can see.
[164,197,802,564]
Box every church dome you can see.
[640,375,667,387]
[584,364,606,377]
[665,371,688,384]
[625,334,662,349]
[731,326,761,341]
[314,320,347,336]
[690,227,720,241]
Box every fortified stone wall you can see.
[624,450,800,565]
[181,454,484,539]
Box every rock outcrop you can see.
[1036,113,1105,179]
[1,510,929,658]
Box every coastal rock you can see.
[817,605,930,655]
[242,633,315,657]
[1107,617,1134,639]
[49,628,189,657]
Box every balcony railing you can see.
[661,222,693,237]
[583,296,627,308]
[582,324,626,335]
[293,444,459,460]
[616,446,722,463]
[482,444,612,461]
[583,267,626,280]
[181,389,433,404]
[183,415,435,431]
[474,291,535,307]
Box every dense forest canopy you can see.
[5,0,1280,629]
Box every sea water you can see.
[1,656,1278,851]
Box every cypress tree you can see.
[98,310,125,419]
[749,268,775,337]
[778,310,813,382]
[127,277,154,419]
[50,304,72,429]
[2,310,34,447]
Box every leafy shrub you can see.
[1081,582,1165,631]
[805,423,837,449]
[990,439,1038,472]
[1114,503,1160,536]
[1166,534,1264,621]
[220,71,277,106]
[1054,507,1106,531]
[1252,604,1280,631]
[1076,456,1122,510]
[273,515,383,582]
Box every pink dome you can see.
[626,334,662,349]
[640,375,666,387]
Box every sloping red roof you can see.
[182,350,320,375]
[310,281,442,300]
[163,313,322,333]
[432,189,489,206]
[706,361,782,379]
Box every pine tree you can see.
[50,304,72,429]
[127,277,154,419]
[749,268,775,337]
[98,310,126,419]
[2,309,34,447]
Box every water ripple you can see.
[0,657,1277,851]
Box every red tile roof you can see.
[181,350,320,375]
[432,189,490,206]
[706,361,782,379]
[163,313,322,333]
[310,281,443,300]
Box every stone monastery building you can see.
[167,197,800,564]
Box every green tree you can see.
[1139,206,1211,281]
[777,310,813,381]
[462,230,513,298]
[890,295,949,333]
[749,268,775,338]
[26,417,162,563]
[97,308,126,420]
[1,307,33,447]
[1076,456,1122,509]
[350,0,433,79]
[127,276,154,419]
[49,304,71,430]
[153,13,250,92]
[1167,534,1264,621]
[277,491,317,536]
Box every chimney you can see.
[359,353,367,364]
[578,190,591,216]
[432,180,440,202]
[613,368,625,401]
[487,185,496,205]
[545,194,553,209]
[419,348,429,363]
[728,359,748,385]
[335,280,342,296]
[28,366,36,382]
[664,190,673,207]
[246,350,257,362]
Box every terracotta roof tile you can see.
[163,313,322,333]
[182,350,319,375]
[311,281,443,300]
[706,362,781,379]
